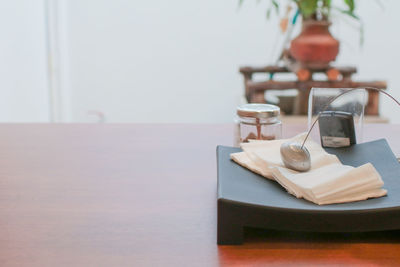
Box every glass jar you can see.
[235,104,282,146]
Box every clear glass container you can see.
[234,104,282,146]
[308,88,366,143]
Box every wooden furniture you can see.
[0,124,400,266]
[240,66,387,115]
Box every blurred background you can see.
[1,0,399,123]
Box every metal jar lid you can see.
[237,104,280,119]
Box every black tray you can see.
[217,139,400,245]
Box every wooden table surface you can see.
[0,123,399,267]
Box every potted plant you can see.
[241,0,362,69]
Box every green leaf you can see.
[338,8,360,20]
[272,0,279,12]
[297,0,319,19]
[266,7,272,19]
[265,0,280,19]
[359,22,365,46]
[344,0,355,12]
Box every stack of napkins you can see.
[231,133,387,205]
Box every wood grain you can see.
[0,124,399,267]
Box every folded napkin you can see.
[231,133,387,205]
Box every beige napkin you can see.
[231,133,387,205]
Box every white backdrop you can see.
[2,0,400,123]
[0,0,49,122]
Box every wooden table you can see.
[0,124,399,266]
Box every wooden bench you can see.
[240,65,387,115]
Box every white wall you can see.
[1,0,400,123]
[59,0,278,123]
[333,0,400,123]
[0,0,49,122]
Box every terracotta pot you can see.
[290,20,339,69]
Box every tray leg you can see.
[217,201,244,245]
